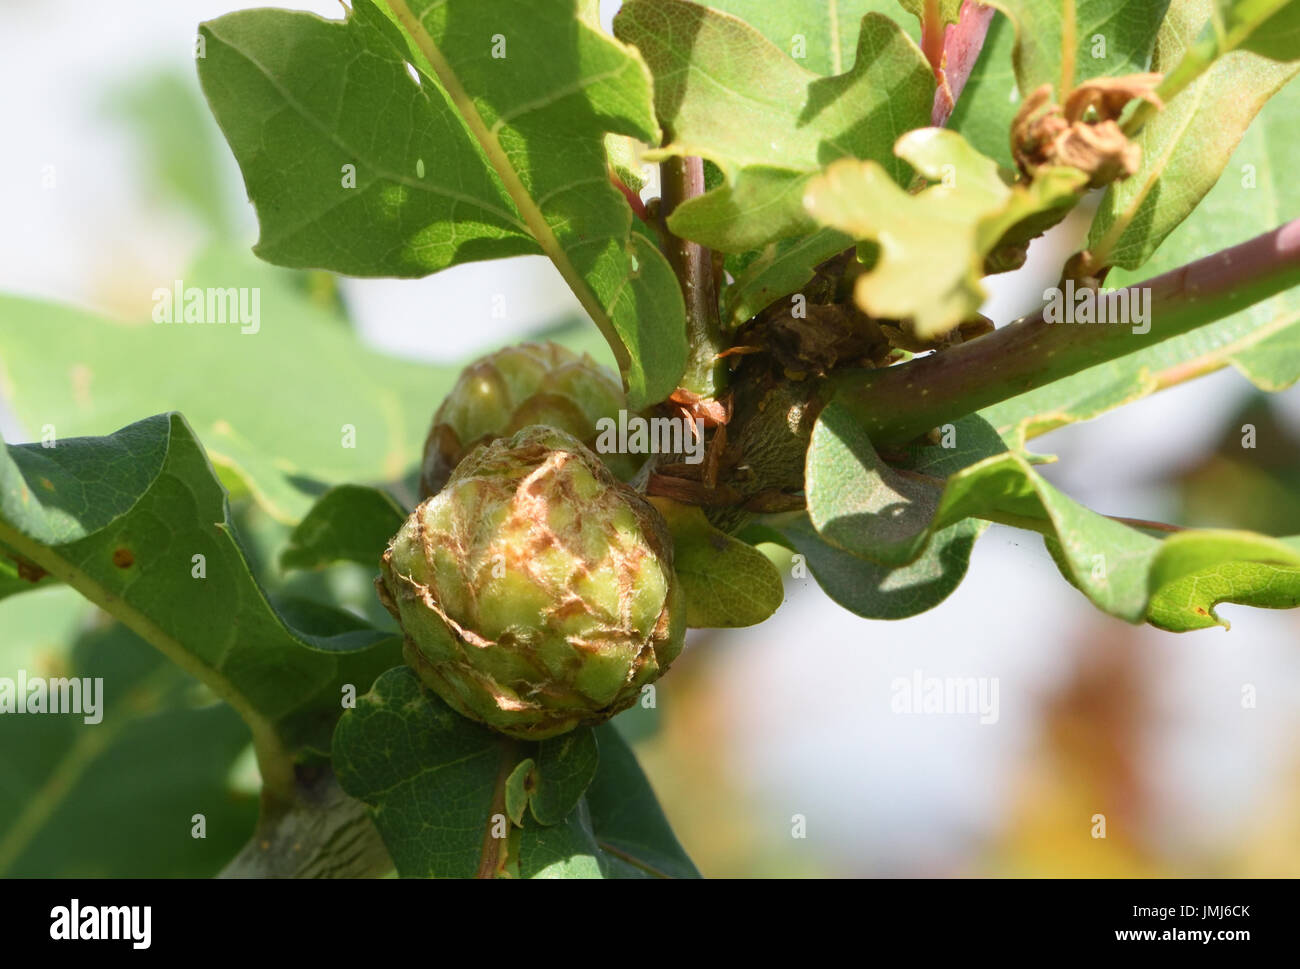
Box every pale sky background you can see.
[2,0,1299,875]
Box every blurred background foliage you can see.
[1,1,1298,878]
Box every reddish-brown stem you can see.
[932,1,997,126]
[610,170,649,221]
[475,739,522,878]
[659,156,726,397]
[832,219,1300,446]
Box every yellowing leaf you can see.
[803,128,1086,337]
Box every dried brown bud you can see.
[1051,120,1142,186]
[1062,73,1163,124]
[1012,74,1162,189]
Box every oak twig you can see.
[832,219,1300,446]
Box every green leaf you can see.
[737,409,1005,620]
[806,404,1005,565]
[649,498,784,627]
[0,616,258,876]
[0,243,460,523]
[198,0,686,408]
[720,229,853,329]
[606,133,650,193]
[803,406,1300,629]
[1043,528,1300,631]
[1148,0,1300,96]
[333,666,513,878]
[759,513,987,619]
[577,723,699,878]
[1144,532,1300,630]
[531,729,599,825]
[334,667,697,878]
[516,802,608,878]
[1087,0,1299,270]
[198,3,529,271]
[990,0,1171,97]
[233,499,398,632]
[0,414,402,771]
[984,76,1300,445]
[803,128,1086,337]
[281,485,407,572]
[704,1,920,74]
[615,0,933,251]
[504,759,535,827]
[1221,0,1300,60]
[879,448,1150,601]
